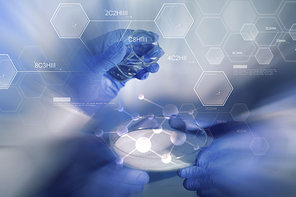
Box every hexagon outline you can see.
[288,23,296,41]
[206,47,225,65]
[0,54,18,89]
[193,71,233,106]
[18,100,47,126]
[239,23,259,41]
[278,1,296,31]
[0,86,23,112]
[179,103,198,117]
[184,39,202,67]
[18,46,47,71]
[255,47,274,65]
[154,3,194,38]
[277,33,296,62]
[230,103,250,122]
[19,73,47,99]
[223,33,257,63]
[254,17,282,47]
[250,0,283,15]
[222,1,257,32]
[249,137,270,155]
[50,3,90,39]
[195,17,229,46]
[277,33,296,63]
[179,103,196,112]
[196,0,229,15]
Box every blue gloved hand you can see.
[177,130,255,197]
[40,133,149,197]
[175,120,291,197]
[68,29,164,115]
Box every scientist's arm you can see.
[0,29,162,197]
[177,107,296,197]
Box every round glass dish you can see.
[109,115,207,172]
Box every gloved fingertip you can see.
[183,179,191,190]
[178,169,186,178]
[177,170,183,177]
[136,172,150,184]
[140,72,149,80]
[147,63,159,73]
[135,70,149,80]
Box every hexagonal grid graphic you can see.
[277,33,296,62]
[195,112,218,129]
[18,100,46,126]
[194,71,233,106]
[19,73,47,98]
[255,17,281,47]
[18,46,47,71]
[50,3,90,38]
[0,86,23,112]
[0,54,18,89]
[255,48,274,65]
[250,137,270,155]
[250,0,283,15]
[42,71,70,85]
[196,17,228,46]
[230,103,250,122]
[179,103,198,119]
[240,23,258,41]
[278,2,296,30]
[223,33,257,62]
[206,47,225,65]
[289,23,296,41]
[222,1,257,32]
[196,0,228,15]
[155,3,194,38]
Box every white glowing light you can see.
[170,131,187,146]
[138,94,145,100]
[162,104,179,119]
[188,109,194,115]
[136,137,151,153]
[117,125,128,137]
[132,113,140,121]
[116,157,124,165]
[117,106,124,112]
[152,124,163,134]
[147,113,154,120]
[94,128,104,137]
[194,145,200,151]
[161,154,172,164]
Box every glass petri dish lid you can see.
[109,115,207,172]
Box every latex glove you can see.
[35,133,149,197]
[68,29,163,115]
[176,120,296,197]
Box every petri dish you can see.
[109,115,207,172]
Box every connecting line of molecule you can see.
[91,128,119,159]
[93,94,204,166]
[137,94,201,160]
[178,108,197,119]
[115,102,141,121]
[116,115,180,165]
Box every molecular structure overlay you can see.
[96,94,207,172]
